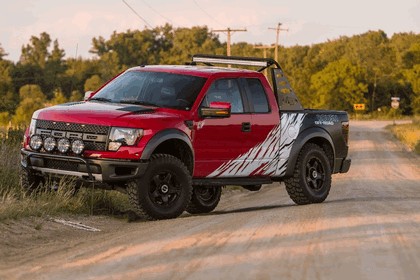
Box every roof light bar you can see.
[192,56,269,67]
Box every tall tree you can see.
[12,84,46,125]
[0,59,16,114]
[310,58,368,111]
[0,43,7,59]
[164,26,222,64]
[17,33,66,98]
[44,39,66,94]
[20,32,52,68]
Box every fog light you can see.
[44,137,56,152]
[29,135,43,151]
[108,141,122,151]
[71,139,85,155]
[57,138,71,153]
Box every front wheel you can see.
[186,186,222,214]
[20,167,44,194]
[127,154,192,220]
[285,143,332,205]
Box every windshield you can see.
[91,70,207,110]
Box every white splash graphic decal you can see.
[207,113,306,178]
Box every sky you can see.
[0,0,419,62]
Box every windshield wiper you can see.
[119,100,160,107]
[89,97,113,103]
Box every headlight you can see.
[108,127,143,151]
[29,135,43,151]
[57,138,71,153]
[44,136,56,152]
[72,139,85,155]
[29,119,37,136]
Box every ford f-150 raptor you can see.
[21,54,351,220]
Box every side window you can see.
[201,79,244,113]
[245,79,270,113]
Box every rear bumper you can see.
[21,149,148,183]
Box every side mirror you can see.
[84,91,94,100]
[200,101,231,118]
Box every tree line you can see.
[0,24,419,126]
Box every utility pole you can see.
[254,45,275,76]
[268,23,288,61]
[213,28,247,56]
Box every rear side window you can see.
[245,79,270,113]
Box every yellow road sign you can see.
[354,104,365,111]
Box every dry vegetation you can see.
[0,131,131,222]
[388,118,420,154]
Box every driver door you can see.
[193,78,252,178]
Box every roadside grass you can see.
[387,117,420,154]
[0,138,131,222]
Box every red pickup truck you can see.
[21,54,351,220]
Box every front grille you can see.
[36,120,110,135]
[43,159,101,174]
[35,120,109,152]
[44,158,79,171]
[85,142,107,151]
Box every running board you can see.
[192,177,272,187]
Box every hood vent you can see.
[58,101,85,106]
[117,106,155,113]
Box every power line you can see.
[140,0,174,25]
[212,28,247,57]
[122,0,153,29]
[192,0,225,30]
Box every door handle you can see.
[242,122,251,132]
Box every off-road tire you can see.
[20,167,44,194]
[186,186,222,214]
[285,143,332,205]
[127,154,192,220]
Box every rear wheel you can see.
[186,186,222,214]
[285,143,332,205]
[127,154,192,220]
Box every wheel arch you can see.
[141,129,194,174]
[284,127,335,178]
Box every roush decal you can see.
[207,113,306,178]
[314,114,339,126]
[275,113,306,176]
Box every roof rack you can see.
[191,54,303,111]
[192,54,281,72]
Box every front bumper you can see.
[21,149,148,183]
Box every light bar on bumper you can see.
[28,135,86,155]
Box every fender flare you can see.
[141,129,193,160]
[284,127,335,178]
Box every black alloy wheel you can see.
[285,143,332,205]
[186,186,222,214]
[127,154,192,220]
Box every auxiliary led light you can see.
[29,135,43,151]
[57,138,71,153]
[43,137,56,152]
[71,139,85,155]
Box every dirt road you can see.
[1,120,419,279]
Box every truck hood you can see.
[33,101,182,127]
